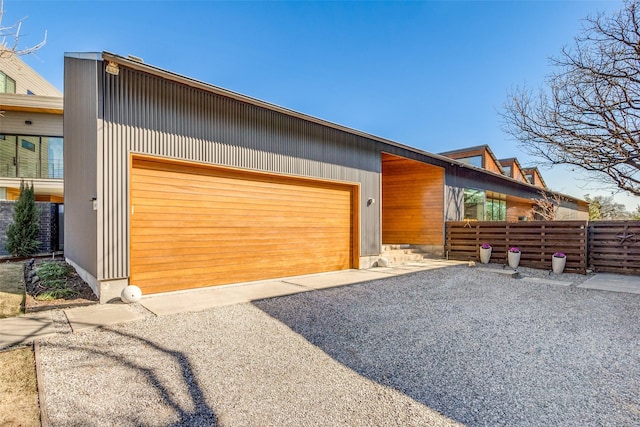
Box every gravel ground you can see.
[38,265,640,426]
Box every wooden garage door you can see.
[130,157,357,294]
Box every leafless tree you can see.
[503,0,640,197]
[0,0,46,58]
[529,191,565,220]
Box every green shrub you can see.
[5,181,40,256]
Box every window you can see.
[46,137,64,178]
[0,134,63,179]
[464,189,507,221]
[486,197,506,221]
[0,71,16,94]
[27,90,34,95]
[464,188,485,220]
[21,139,36,152]
[502,165,512,177]
[458,156,483,168]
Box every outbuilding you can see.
[64,52,587,301]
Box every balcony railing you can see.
[0,159,64,179]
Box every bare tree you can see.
[503,1,640,197]
[530,191,565,220]
[0,0,46,57]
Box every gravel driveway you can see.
[39,265,640,426]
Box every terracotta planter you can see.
[508,251,521,269]
[552,256,566,274]
[479,247,492,264]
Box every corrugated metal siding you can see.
[0,111,62,136]
[63,57,98,277]
[444,186,464,221]
[99,64,381,280]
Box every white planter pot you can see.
[552,256,566,274]
[508,251,521,269]
[479,247,492,264]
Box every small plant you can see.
[553,252,566,258]
[36,262,73,281]
[480,243,492,249]
[509,247,520,253]
[33,261,77,301]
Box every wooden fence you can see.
[445,221,588,273]
[588,221,640,275]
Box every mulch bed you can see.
[23,258,98,313]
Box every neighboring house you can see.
[0,51,64,254]
[0,51,64,201]
[64,52,589,302]
[440,145,588,222]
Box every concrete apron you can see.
[0,261,467,349]
[9,261,640,348]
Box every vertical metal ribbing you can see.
[101,66,384,281]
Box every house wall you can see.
[557,201,589,220]
[506,198,533,221]
[1,54,62,97]
[66,56,382,285]
[482,149,503,174]
[512,166,528,183]
[0,111,62,136]
[63,56,99,292]
[444,186,464,221]
[381,153,444,246]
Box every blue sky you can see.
[6,0,637,209]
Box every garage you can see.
[130,156,359,294]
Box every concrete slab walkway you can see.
[578,273,640,294]
[0,312,56,348]
[64,304,147,332]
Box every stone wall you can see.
[0,201,57,256]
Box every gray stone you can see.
[31,275,40,284]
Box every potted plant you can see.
[479,243,492,264]
[552,252,566,274]
[508,247,521,269]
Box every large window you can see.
[458,156,483,168]
[464,189,507,221]
[0,71,16,94]
[0,134,63,179]
[486,194,506,221]
[464,188,485,220]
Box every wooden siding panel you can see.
[382,153,444,245]
[483,148,502,174]
[506,198,533,222]
[130,157,356,294]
